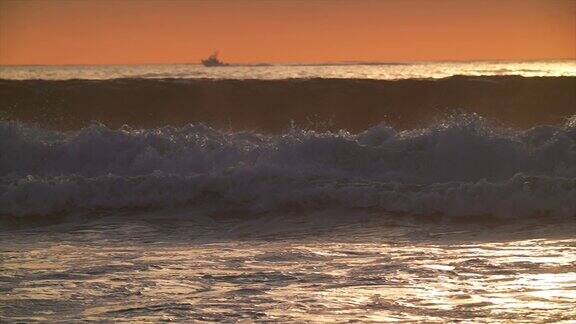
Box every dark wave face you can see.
[1,113,575,218]
[1,76,575,132]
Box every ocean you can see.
[1,60,575,80]
[1,61,575,322]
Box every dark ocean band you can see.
[1,75,574,132]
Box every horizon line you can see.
[1,57,575,67]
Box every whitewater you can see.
[1,114,575,218]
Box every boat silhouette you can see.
[201,52,229,67]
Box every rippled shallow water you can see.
[1,212,574,323]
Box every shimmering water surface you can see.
[1,214,575,323]
[1,60,575,323]
[1,60,575,80]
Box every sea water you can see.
[1,61,575,322]
[1,60,575,80]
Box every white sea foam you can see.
[1,115,575,218]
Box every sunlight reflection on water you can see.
[0,216,575,322]
[1,60,575,80]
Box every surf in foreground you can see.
[1,63,575,323]
[1,113,575,220]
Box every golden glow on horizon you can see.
[1,0,575,65]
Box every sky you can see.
[1,0,575,65]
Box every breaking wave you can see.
[1,114,575,219]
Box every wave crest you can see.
[1,115,575,218]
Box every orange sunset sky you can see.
[1,0,575,65]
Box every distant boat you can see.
[201,52,229,67]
